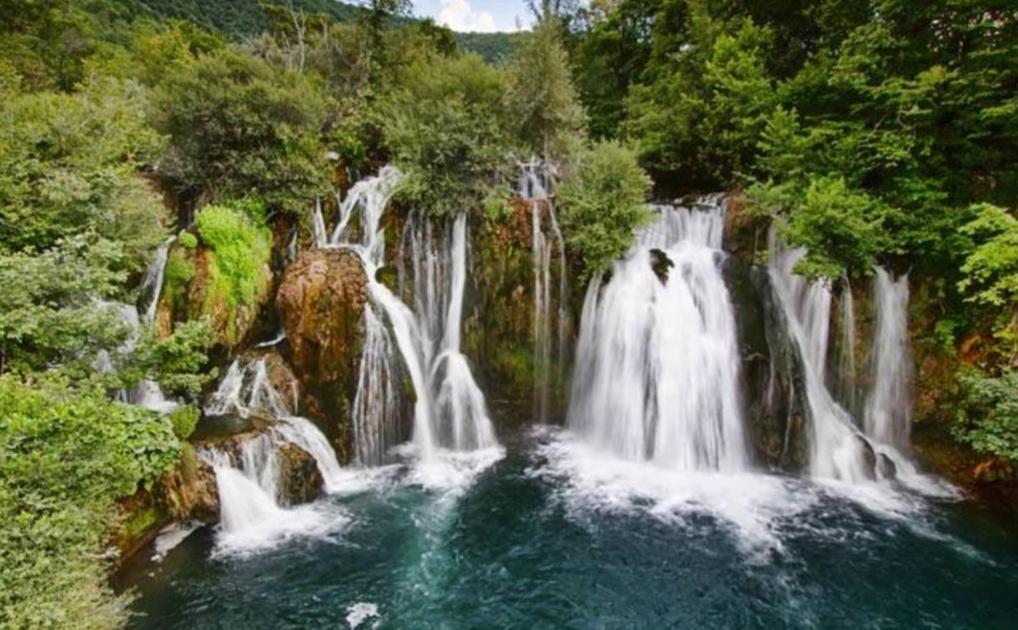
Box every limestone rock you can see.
[276,249,367,462]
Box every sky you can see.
[411,0,534,33]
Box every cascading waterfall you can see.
[864,267,912,451]
[203,357,346,492]
[351,308,401,466]
[325,167,498,462]
[767,234,931,483]
[96,237,178,412]
[567,199,748,472]
[768,234,874,482]
[518,160,569,423]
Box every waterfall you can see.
[325,167,498,462]
[205,358,293,419]
[351,308,401,466]
[567,199,748,472]
[864,267,912,451]
[204,357,346,491]
[518,159,569,424]
[835,278,858,414]
[202,445,286,534]
[767,234,875,482]
[140,237,175,323]
[96,239,178,413]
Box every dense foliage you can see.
[558,141,653,277]
[2,0,1017,624]
[0,377,180,628]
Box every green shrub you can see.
[168,405,200,441]
[383,53,513,216]
[194,203,272,309]
[178,232,198,249]
[954,370,1018,464]
[558,141,653,278]
[0,376,180,628]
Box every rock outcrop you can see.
[157,240,273,349]
[276,248,367,462]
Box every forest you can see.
[1,0,1017,627]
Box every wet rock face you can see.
[276,443,324,506]
[196,429,324,506]
[276,249,367,463]
[463,199,573,424]
[722,258,810,472]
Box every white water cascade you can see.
[204,357,346,491]
[864,267,913,451]
[518,159,569,424]
[97,237,178,413]
[567,199,748,472]
[768,234,875,482]
[324,167,498,463]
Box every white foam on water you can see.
[346,602,380,629]
[212,494,349,559]
[394,442,504,495]
[530,428,975,563]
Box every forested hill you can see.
[133,0,519,60]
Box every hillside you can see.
[134,0,519,60]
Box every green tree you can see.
[152,47,330,219]
[505,16,586,162]
[384,53,513,216]
[558,140,653,277]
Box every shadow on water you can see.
[119,428,1018,630]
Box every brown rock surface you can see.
[276,249,368,462]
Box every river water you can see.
[121,427,1018,629]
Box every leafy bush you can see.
[194,203,273,309]
[383,53,513,216]
[127,319,214,397]
[0,77,166,261]
[168,405,200,440]
[954,370,1018,464]
[751,175,891,279]
[558,141,653,278]
[152,47,330,215]
[959,204,1018,309]
[0,237,131,376]
[178,231,198,249]
[0,376,180,628]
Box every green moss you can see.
[164,249,195,305]
[195,203,272,309]
[178,231,198,249]
[120,504,163,544]
[169,405,200,441]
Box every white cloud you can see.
[436,0,498,33]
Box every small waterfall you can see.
[326,167,498,462]
[768,234,873,482]
[834,278,858,414]
[518,159,569,423]
[96,241,178,413]
[351,308,401,466]
[139,237,175,323]
[567,199,748,472]
[203,445,286,534]
[204,357,345,491]
[864,267,912,451]
[205,358,293,419]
